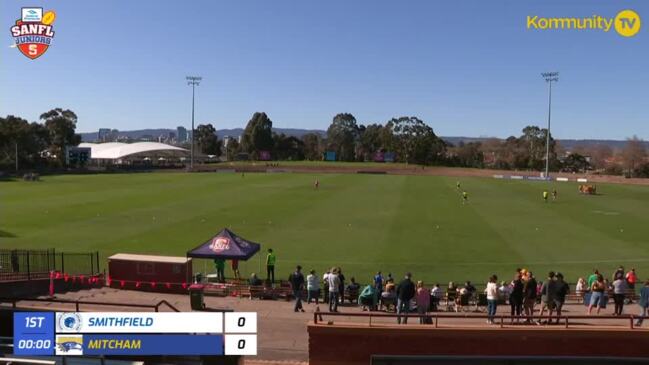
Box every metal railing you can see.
[0,249,100,281]
[0,297,180,312]
[312,311,642,330]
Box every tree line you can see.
[0,109,80,170]
[2,109,648,177]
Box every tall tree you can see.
[326,113,359,161]
[621,136,647,177]
[562,153,591,173]
[302,133,323,160]
[242,112,273,158]
[0,115,49,169]
[273,133,304,160]
[358,123,385,160]
[385,116,446,165]
[196,123,222,156]
[225,138,240,161]
[39,108,81,165]
[451,141,484,168]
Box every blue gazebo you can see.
[186,228,261,260]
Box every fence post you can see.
[26,251,30,280]
[75,302,79,312]
[61,252,65,274]
[96,252,100,274]
[90,253,94,275]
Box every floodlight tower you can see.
[541,72,558,178]
[186,76,202,170]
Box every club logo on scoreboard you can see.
[9,7,56,60]
[55,335,84,355]
[210,237,230,252]
[57,313,82,332]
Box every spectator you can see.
[266,249,276,284]
[613,266,625,281]
[374,271,384,293]
[307,270,320,304]
[231,259,240,280]
[575,277,586,297]
[509,273,524,323]
[485,275,499,324]
[346,277,360,303]
[523,270,537,323]
[416,281,430,324]
[588,274,606,315]
[499,280,511,302]
[635,280,649,327]
[587,269,599,289]
[249,273,262,286]
[396,272,415,324]
[554,273,570,323]
[327,267,341,312]
[288,265,305,312]
[338,268,346,304]
[464,281,476,296]
[381,280,397,311]
[431,283,443,311]
[613,274,628,316]
[322,270,330,304]
[213,258,225,282]
[447,281,457,295]
[386,273,394,284]
[538,271,557,324]
[627,269,638,304]
[359,284,378,311]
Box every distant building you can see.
[223,136,231,147]
[177,126,187,142]
[98,128,111,142]
[98,128,119,142]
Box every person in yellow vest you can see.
[543,190,549,203]
[266,248,276,284]
[462,191,468,204]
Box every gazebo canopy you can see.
[187,228,261,260]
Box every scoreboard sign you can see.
[65,146,91,166]
[14,312,256,356]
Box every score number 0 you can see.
[224,313,256,356]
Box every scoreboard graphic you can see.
[13,312,256,356]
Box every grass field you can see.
[2,171,649,284]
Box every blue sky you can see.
[1,0,647,139]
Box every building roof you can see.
[79,142,188,160]
[108,253,191,264]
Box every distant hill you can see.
[80,129,645,151]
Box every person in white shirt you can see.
[430,283,443,311]
[322,270,330,304]
[485,275,500,324]
[307,270,320,304]
[498,281,511,302]
[327,268,341,312]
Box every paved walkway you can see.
[4,288,646,363]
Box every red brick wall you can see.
[308,324,649,365]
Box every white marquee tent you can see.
[79,142,188,162]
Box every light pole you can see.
[541,72,558,178]
[186,76,202,170]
